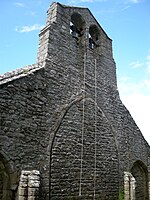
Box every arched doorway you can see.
[0,154,11,200]
[131,161,149,200]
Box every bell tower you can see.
[37,2,117,90]
[37,2,119,199]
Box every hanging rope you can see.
[93,58,97,199]
[79,46,87,196]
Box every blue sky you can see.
[0,0,150,144]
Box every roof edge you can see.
[0,62,45,86]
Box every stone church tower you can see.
[0,2,149,200]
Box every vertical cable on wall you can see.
[93,58,97,199]
[79,46,86,197]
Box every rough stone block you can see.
[28,180,40,188]
[28,187,39,196]
[17,196,27,200]
[18,187,27,196]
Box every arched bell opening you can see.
[70,12,85,42]
[89,24,100,49]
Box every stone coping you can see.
[0,62,44,85]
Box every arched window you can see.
[70,13,85,41]
[89,24,100,49]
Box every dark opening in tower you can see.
[89,24,100,49]
[70,13,85,41]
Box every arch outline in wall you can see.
[47,93,120,198]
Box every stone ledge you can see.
[0,62,45,85]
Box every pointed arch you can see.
[48,95,119,199]
[131,160,149,200]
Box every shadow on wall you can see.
[0,153,14,200]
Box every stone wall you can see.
[0,2,149,200]
[50,99,119,199]
[0,66,50,199]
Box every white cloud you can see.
[123,0,144,5]
[122,92,150,144]
[118,77,150,95]
[67,0,143,5]
[131,0,142,3]
[67,0,107,4]
[129,0,139,3]
[129,51,150,73]
[121,6,131,11]
[15,24,44,33]
[80,0,94,2]
[129,61,144,69]
[146,54,150,73]
[14,2,25,7]
[118,78,150,144]
[29,11,37,16]
[126,0,142,4]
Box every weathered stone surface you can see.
[17,186,28,196]
[0,2,149,200]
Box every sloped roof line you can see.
[0,61,45,85]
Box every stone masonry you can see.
[0,2,150,200]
